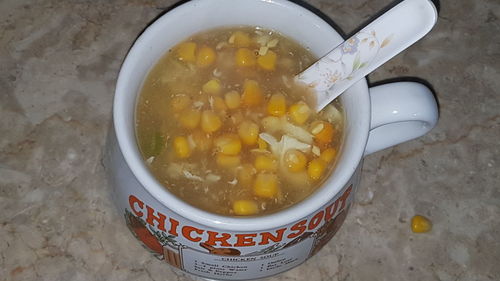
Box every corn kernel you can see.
[173,136,191,158]
[284,149,308,172]
[258,137,268,150]
[191,130,212,151]
[238,164,256,188]
[288,101,311,125]
[212,96,227,112]
[311,121,335,145]
[257,50,277,71]
[201,110,222,133]
[170,95,190,112]
[178,108,201,129]
[307,158,326,180]
[230,111,244,125]
[196,45,216,68]
[254,154,277,171]
[241,79,263,107]
[230,31,252,47]
[238,121,259,145]
[267,93,286,117]
[235,48,256,67]
[215,134,242,155]
[176,42,197,62]
[320,148,337,163]
[224,90,241,109]
[411,215,432,233]
[233,199,259,216]
[216,153,241,168]
[202,79,222,95]
[253,173,279,199]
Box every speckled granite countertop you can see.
[1,0,499,280]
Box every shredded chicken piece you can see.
[213,68,221,77]
[259,133,311,157]
[206,174,221,182]
[167,163,199,180]
[312,145,321,156]
[267,38,279,48]
[216,41,227,50]
[311,123,324,135]
[209,96,214,109]
[187,135,196,149]
[259,46,269,56]
[256,35,270,46]
[282,118,313,144]
[261,116,313,144]
[183,170,204,181]
[250,149,271,154]
[193,101,204,108]
[259,133,312,188]
[281,75,291,88]
[322,104,343,123]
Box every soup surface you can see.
[136,26,344,216]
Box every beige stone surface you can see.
[1,0,499,280]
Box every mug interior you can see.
[114,0,370,231]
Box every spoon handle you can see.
[296,0,437,111]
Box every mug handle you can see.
[364,81,438,155]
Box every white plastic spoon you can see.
[296,0,438,112]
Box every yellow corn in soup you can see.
[136,27,344,216]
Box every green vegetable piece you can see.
[143,132,165,158]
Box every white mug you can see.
[105,0,438,279]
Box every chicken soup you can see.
[136,26,344,216]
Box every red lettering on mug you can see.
[234,233,257,247]
[146,206,167,232]
[182,226,203,242]
[339,185,352,210]
[325,200,339,222]
[168,218,179,236]
[308,211,324,230]
[129,195,144,217]
[287,219,307,239]
[206,231,232,247]
[259,228,286,245]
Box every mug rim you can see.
[113,0,370,231]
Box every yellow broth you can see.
[135,26,344,216]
